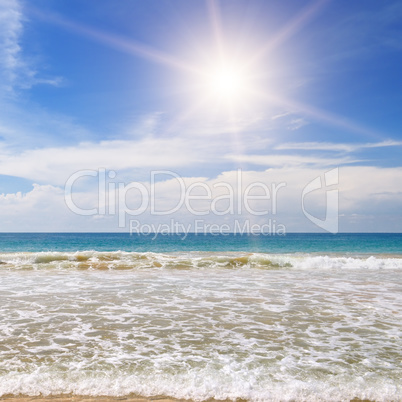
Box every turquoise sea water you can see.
[0,233,402,401]
[1,232,402,253]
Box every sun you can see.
[208,66,245,97]
[203,61,249,103]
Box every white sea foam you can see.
[0,251,401,400]
[0,368,401,401]
[0,250,401,271]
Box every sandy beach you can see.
[0,396,185,402]
[0,396,374,402]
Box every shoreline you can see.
[0,396,374,402]
[0,397,374,402]
[0,396,186,402]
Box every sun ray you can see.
[29,1,384,145]
[206,0,225,62]
[246,0,329,69]
[163,95,214,136]
[29,6,204,76]
[250,89,383,140]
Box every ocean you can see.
[0,233,401,401]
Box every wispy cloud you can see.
[0,0,23,91]
[0,138,199,185]
[271,112,291,120]
[287,117,309,131]
[275,140,402,152]
[270,112,309,130]
[1,113,399,186]
[225,153,360,168]
[314,1,402,66]
[0,0,62,94]
[0,99,93,149]
[0,129,268,185]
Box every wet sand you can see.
[0,397,182,402]
[0,397,373,402]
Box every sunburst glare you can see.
[205,63,248,101]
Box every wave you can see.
[0,251,401,271]
[0,368,400,401]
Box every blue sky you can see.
[0,0,401,232]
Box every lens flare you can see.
[202,61,251,105]
[209,66,245,97]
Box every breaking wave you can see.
[0,250,401,271]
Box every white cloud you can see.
[0,115,275,184]
[225,153,361,168]
[287,117,309,131]
[0,0,23,91]
[0,0,62,93]
[0,136,235,185]
[1,166,401,232]
[0,138,193,184]
[275,140,402,152]
[271,112,291,120]
[0,100,93,148]
[270,111,309,131]
[0,184,70,231]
